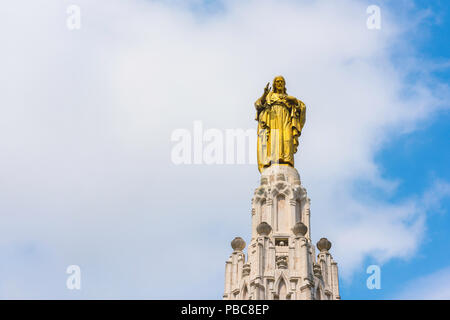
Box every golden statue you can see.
[255,76,306,172]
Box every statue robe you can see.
[255,91,306,172]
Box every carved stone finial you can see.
[231,237,246,251]
[256,222,272,236]
[316,238,332,252]
[292,222,308,237]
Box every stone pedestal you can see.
[223,165,340,300]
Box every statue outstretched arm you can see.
[255,82,271,120]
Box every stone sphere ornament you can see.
[256,222,272,236]
[231,237,246,251]
[292,222,308,236]
[316,238,332,252]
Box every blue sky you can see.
[341,0,450,299]
[0,0,449,299]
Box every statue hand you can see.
[286,95,297,104]
[264,82,271,95]
[260,82,271,105]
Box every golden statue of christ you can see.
[255,76,306,172]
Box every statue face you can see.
[273,77,285,92]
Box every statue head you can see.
[272,76,286,94]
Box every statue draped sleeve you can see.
[254,96,266,121]
[291,99,306,153]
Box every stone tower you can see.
[223,165,341,300]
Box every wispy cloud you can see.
[395,266,450,299]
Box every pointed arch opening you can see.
[278,278,287,300]
[260,199,266,224]
[242,284,248,300]
[276,194,288,232]
[316,287,321,300]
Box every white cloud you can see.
[0,0,448,298]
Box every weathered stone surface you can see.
[223,165,340,300]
